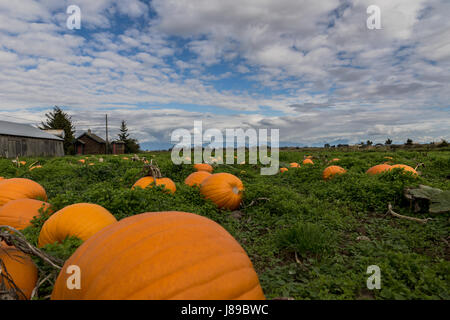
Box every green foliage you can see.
[1,148,449,300]
[276,222,336,257]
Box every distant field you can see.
[1,148,449,299]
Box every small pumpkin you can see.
[38,203,117,247]
[323,166,347,180]
[132,177,176,194]
[193,163,213,173]
[0,199,52,231]
[280,168,288,173]
[390,164,418,176]
[366,164,392,176]
[29,165,42,171]
[132,164,176,194]
[185,171,212,187]
[78,159,85,164]
[0,178,47,208]
[200,173,244,210]
[302,159,314,165]
[51,211,265,300]
[289,162,300,168]
[0,243,38,299]
[330,158,340,163]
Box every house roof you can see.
[0,120,64,141]
[112,140,125,144]
[77,130,106,144]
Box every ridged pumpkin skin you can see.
[323,166,347,180]
[0,199,52,230]
[290,163,300,168]
[366,164,392,175]
[0,178,47,208]
[390,164,418,176]
[38,203,117,247]
[132,177,176,194]
[303,159,314,165]
[185,171,212,187]
[0,243,38,299]
[193,163,213,173]
[200,173,244,210]
[51,211,265,300]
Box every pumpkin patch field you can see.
[0,149,449,300]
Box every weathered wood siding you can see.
[77,135,106,154]
[0,135,64,158]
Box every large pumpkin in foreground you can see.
[185,171,212,187]
[0,243,38,299]
[51,211,265,300]
[132,177,176,194]
[366,164,392,176]
[0,199,52,231]
[38,203,117,247]
[200,173,244,210]
[0,178,47,208]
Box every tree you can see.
[385,138,392,145]
[118,120,130,141]
[324,143,330,148]
[117,120,140,153]
[366,140,373,146]
[40,106,76,155]
[405,138,413,145]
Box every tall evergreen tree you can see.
[40,106,76,155]
[118,120,140,153]
[118,120,130,141]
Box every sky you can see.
[0,0,449,150]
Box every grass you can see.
[0,148,449,300]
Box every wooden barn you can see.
[0,120,64,158]
[75,129,106,155]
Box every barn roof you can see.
[0,120,64,141]
[77,130,106,144]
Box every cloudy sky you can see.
[0,0,449,149]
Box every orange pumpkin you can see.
[29,165,42,171]
[366,164,392,176]
[0,243,38,299]
[0,177,5,182]
[289,162,300,168]
[323,166,347,180]
[390,164,418,176]
[0,199,52,231]
[200,173,244,210]
[0,178,47,208]
[78,159,85,164]
[305,156,313,159]
[330,158,340,163]
[38,203,117,247]
[51,211,265,300]
[280,168,288,173]
[132,177,176,194]
[185,171,212,187]
[302,159,314,165]
[193,163,213,173]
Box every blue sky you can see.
[0,0,449,150]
